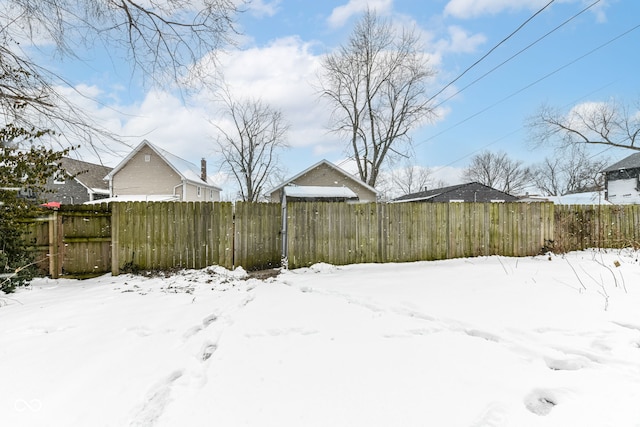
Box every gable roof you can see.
[106,140,222,190]
[393,182,518,203]
[602,152,640,172]
[268,159,378,195]
[59,157,112,192]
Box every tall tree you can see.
[532,145,607,196]
[528,99,640,152]
[212,91,289,202]
[463,151,532,195]
[319,9,436,187]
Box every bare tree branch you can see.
[528,99,640,152]
[319,9,436,187]
[211,88,289,202]
[463,151,532,195]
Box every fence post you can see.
[111,202,120,276]
[48,211,63,279]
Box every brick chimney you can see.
[201,158,207,182]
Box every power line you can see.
[417,22,640,150]
[427,0,557,104]
[432,0,602,111]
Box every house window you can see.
[144,154,151,162]
[53,171,66,184]
[197,186,201,197]
[210,189,214,199]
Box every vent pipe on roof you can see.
[201,158,207,182]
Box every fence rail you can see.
[19,201,640,278]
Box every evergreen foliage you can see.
[0,125,68,293]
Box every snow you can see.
[2,250,640,426]
[284,185,358,199]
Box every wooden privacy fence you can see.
[22,204,112,278]
[285,202,554,268]
[20,201,640,278]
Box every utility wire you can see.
[417,22,640,150]
[338,0,560,170]
[427,0,557,104]
[432,0,602,110]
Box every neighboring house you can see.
[269,159,378,203]
[602,152,640,204]
[105,140,221,202]
[393,182,518,203]
[41,157,112,204]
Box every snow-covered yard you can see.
[1,250,640,427]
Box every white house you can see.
[603,152,640,205]
[105,140,221,202]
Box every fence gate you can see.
[23,204,112,278]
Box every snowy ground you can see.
[1,250,640,427]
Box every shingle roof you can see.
[59,157,112,191]
[602,152,640,172]
[393,182,518,202]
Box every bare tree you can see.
[319,9,436,188]
[0,1,240,148]
[212,91,289,202]
[532,145,607,196]
[528,99,640,151]
[392,164,433,195]
[463,151,532,195]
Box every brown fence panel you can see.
[286,202,555,269]
[59,204,111,277]
[111,201,234,274]
[555,204,640,252]
[20,215,51,274]
[234,202,282,271]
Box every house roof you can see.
[59,157,112,192]
[546,191,611,205]
[84,194,180,204]
[393,182,518,203]
[602,152,640,172]
[106,140,222,191]
[283,185,358,199]
[268,159,378,195]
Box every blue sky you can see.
[35,0,640,194]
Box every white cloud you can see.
[443,0,609,20]
[327,0,393,28]
[437,25,487,54]
[444,0,551,19]
[247,0,281,18]
[215,37,338,153]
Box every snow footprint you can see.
[182,313,218,340]
[130,370,184,426]
[544,354,590,371]
[200,342,217,361]
[523,388,569,416]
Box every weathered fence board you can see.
[111,201,234,273]
[21,201,640,278]
[554,204,640,251]
[285,202,556,269]
[234,202,282,271]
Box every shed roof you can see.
[283,185,358,199]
